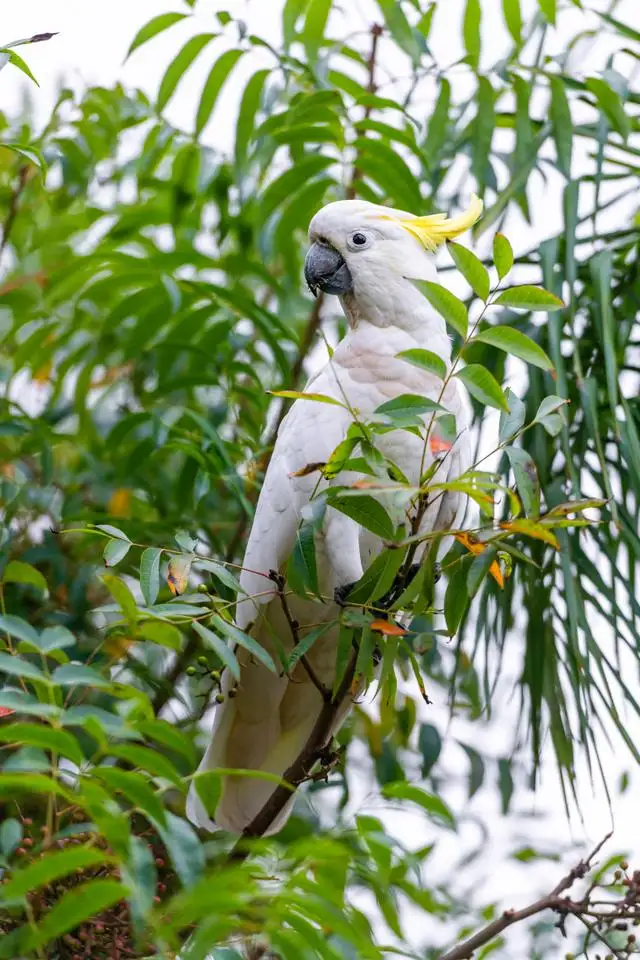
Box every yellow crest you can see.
[381,195,483,253]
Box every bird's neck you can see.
[340,275,451,358]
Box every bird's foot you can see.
[333,582,357,606]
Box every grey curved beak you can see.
[304,242,353,297]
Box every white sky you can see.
[2,0,640,956]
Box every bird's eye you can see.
[349,231,370,250]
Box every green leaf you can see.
[499,388,526,443]
[104,539,131,567]
[492,233,513,280]
[100,574,138,626]
[39,627,75,654]
[502,0,522,45]
[494,286,564,311]
[444,564,468,635]
[471,77,495,196]
[155,812,204,887]
[456,364,509,411]
[420,281,468,338]
[235,69,270,170]
[157,34,217,113]
[196,49,244,136]
[498,757,514,813]
[505,447,540,517]
[424,79,450,166]
[95,524,130,541]
[0,723,84,766]
[447,241,490,301]
[395,348,447,380]
[138,620,182,650]
[537,0,556,25]
[1,142,46,172]
[0,49,38,85]
[0,774,71,802]
[328,494,395,540]
[382,782,456,828]
[534,395,567,425]
[286,623,332,671]
[0,614,39,646]
[94,768,167,826]
[461,744,485,798]
[303,0,332,62]
[1,560,47,595]
[126,12,188,58]
[0,651,47,684]
[288,516,320,597]
[463,0,481,69]
[586,77,630,139]
[192,621,240,681]
[198,559,245,594]
[418,723,441,777]
[107,744,182,786]
[549,77,573,178]
[375,393,445,419]
[52,664,112,688]
[269,389,345,407]
[0,818,22,858]
[374,0,423,63]
[0,848,112,905]
[283,0,311,48]
[140,548,162,607]
[474,327,553,371]
[210,613,276,674]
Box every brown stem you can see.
[269,569,330,702]
[230,650,358,853]
[347,23,382,200]
[439,832,613,960]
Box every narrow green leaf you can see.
[505,446,540,517]
[494,286,564,311]
[52,663,112,688]
[95,524,130,541]
[23,880,125,953]
[0,49,38,85]
[0,819,22,858]
[287,623,332,671]
[0,614,39,646]
[461,744,485,798]
[303,0,332,62]
[375,393,445,418]
[107,744,182,785]
[424,79,450,166]
[471,76,495,196]
[456,364,509,411]
[235,69,270,170]
[499,389,526,443]
[155,812,203,887]
[0,723,84,766]
[195,49,244,136]
[0,652,47,684]
[100,574,138,626]
[493,233,513,280]
[192,621,240,681]
[269,389,345,408]
[549,77,573,177]
[382,782,456,828]
[537,0,556,25]
[395,349,447,380]
[474,327,553,371]
[140,548,162,607]
[126,12,188,59]
[374,0,423,63]
[447,241,490,301]
[1,561,47,594]
[498,757,514,813]
[283,0,311,48]
[0,848,112,904]
[420,281,468,338]
[157,34,217,113]
[463,0,482,69]
[418,723,441,777]
[94,768,166,826]
[328,494,395,540]
[104,539,131,567]
[210,613,276,674]
[1,142,46,172]
[502,0,522,45]
[444,565,468,635]
[586,77,630,139]
[198,559,245,594]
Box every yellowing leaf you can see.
[167,555,192,596]
[455,532,504,587]
[108,488,132,518]
[500,518,559,549]
[370,620,406,636]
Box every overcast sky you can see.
[3,0,640,954]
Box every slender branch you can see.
[439,832,613,960]
[269,569,331,702]
[0,164,29,256]
[347,23,382,200]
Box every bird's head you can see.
[304,195,483,298]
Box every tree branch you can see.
[0,164,30,256]
[269,569,330,702]
[439,832,614,960]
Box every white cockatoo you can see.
[187,195,482,835]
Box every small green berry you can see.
[197,583,209,593]
[215,693,225,704]
[186,666,197,676]
[210,670,221,682]
[197,656,208,666]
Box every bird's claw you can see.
[333,582,356,606]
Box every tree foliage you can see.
[0,1,639,957]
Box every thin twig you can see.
[0,164,29,256]
[268,569,330,702]
[439,832,613,960]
